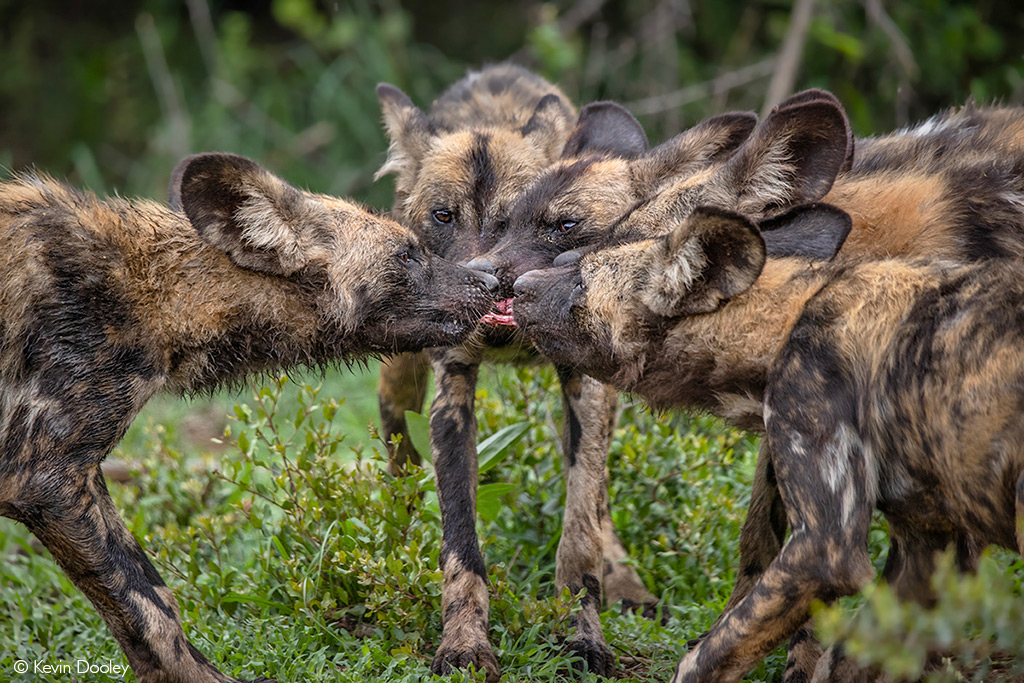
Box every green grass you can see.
[2,365,1023,682]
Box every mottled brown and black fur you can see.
[373,63,663,680]
[495,92,1024,280]
[511,206,1024,683]
[493,92,1024,675]
[0,153,495,683]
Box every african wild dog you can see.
[0,153,496,683]
[511,204,1024,683]
[373,63,676,679]
[487,91,1024,294]
[484,91,1024,671]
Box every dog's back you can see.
[428,63,570,131]
[824,104,1024,260]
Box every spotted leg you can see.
[554,368,619,675]
[1,461,269,683]
[378,351,430,475]
[427,348,499,683]
[810,529,982,683]
[672,384,877,683]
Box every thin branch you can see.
[863,0,918,80]
[624,57,777,116]
[510,0,609,66]
[760,0,817,117]
[136,13,191,160]
[557,0,610,35]
[185,0,219,76]
[864,0,918,126]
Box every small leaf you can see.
[403,410,432,464]
[478,422,529,474]
[476,482,515,523]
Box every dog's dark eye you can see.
[556,219,577,232]
[432,209,454,225]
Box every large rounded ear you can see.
[774,89,855,172]
[630,111,759,194]
[560,101,649,160]
[174,152,331,277]
[641,206,765,317]
[759,202,852,260]
[519,93,578,160]
[374,83,439,181]
[718,95,851,217]
[168,156,188,212]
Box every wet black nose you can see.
[474,270,500,296]
[463,257,495,274]
[513,271,540,298]
[553,250,582,267]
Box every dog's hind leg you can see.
[3,456,267,683]
[378,351,430,475]
[1,382,271,683]
[1016,468,1024,556]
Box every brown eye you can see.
[398,251,411,264]
[432,209,454,225]
[557,219,577,232]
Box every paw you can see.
[620,597,668,625]
[564,636,616,677]
[431,642,500,683]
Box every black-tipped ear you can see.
[630,111,758,193]
[168,156,189,212]
[375,82,439,181]
[561,101,649,160]
[519,93,577,160]
[774,89,854,172]
[642,206,766,317]
[176,152,329,277]
[759,202,852,260]
[721,96,851,217]
[377,82,416,112]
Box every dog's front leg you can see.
[552,368,618,675]
[427,348,499,683]
[672,392,878,682]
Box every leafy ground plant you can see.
[816,549,1024,682]
[2,365,1022,681]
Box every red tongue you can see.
[481,298,516,326]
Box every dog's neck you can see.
[623,256,837,430]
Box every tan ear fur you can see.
[641,206,765,317]
[713,98,850,217]
[630,111,759,194]
[519,93,578,160]
[175,153,331,277]
[375,83,440,183]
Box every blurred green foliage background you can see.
[1,0,1022,205]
